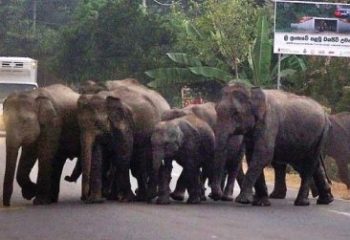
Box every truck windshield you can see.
[0,83,37,102]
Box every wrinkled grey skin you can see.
[212,83,333,206]
[151,102,245,204]
[78,79,170,203]
[327,113,350,190]
[2,84,80,206]
[151,113,215,204]
[271,112,350,198]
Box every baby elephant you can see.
[151,112,215,204]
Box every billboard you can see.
[274,0,350,57]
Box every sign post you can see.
[274,0,350,88]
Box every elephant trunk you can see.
[149,150,164,200]
[3,139,20,206]
[80,131,96,201]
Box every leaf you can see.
[189,66,233,83]
[251,13,272,86]
[279,69,297,78]
[145,68,194,83]
[166,53,202,67]
[185,21,203,40]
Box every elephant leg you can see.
[33,127,61,205]
[3,143,20,207]
[310,179,319,198]
[294,173,312,206]
[185,166,202,204]
[65,158,81,183]
[269,162,287,199]
[170,170,186,201]
[313,165,333,205]
[335,156,350,190]
[17,145,37,200]
[156,160,173,204]
[252,172,271,206]
[50,155,66,203]
[222,172,235,201]
[235,145,271,205]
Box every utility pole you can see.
[142,0,147,8]
[33,0,37,36]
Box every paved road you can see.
[0,137,350,240]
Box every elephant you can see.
[211,83,333,206]
[77,79,170,203]
[151,112,215,204]
[270,112,350,199]
[2,84,80,206]
[327,112,350,191]
[150,102,245,204]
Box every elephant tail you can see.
[320,115,332,185]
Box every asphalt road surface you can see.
[0,137,350,240]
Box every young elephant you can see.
[154,103,245,203]
[3,84,80,206]
[212,83,333,206]
[151,113,215,204]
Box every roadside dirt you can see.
[263,167,350,200]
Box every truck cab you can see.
[0,57,38,135]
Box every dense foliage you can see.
[1,0,350,111]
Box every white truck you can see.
[0,57,38,135]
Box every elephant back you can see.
[162,102,217,129]
[327,112,350,157]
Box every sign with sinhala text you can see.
[274,0,350,57]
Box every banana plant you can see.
[248,11,307,87]
[145,52,234,89]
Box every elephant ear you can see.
[106,96,135,130]
[36,96,59,126]
[250,87,266,121]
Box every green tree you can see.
[50,0,175,84]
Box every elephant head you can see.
[210,83,266,200]
[150,121,184,195]
[77,93,134,202]
[3,91,60,206]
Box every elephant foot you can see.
[317,192,334,205]
[209,185,223,201]
[252,196,271,206]
[147,188,158,202]
[135,189,148,202]
[83,196,105,204]
[33,196,52,205]
[200,195,207,201]
[120,191,136,202]
[235,192,253,204]
[269,189,286,199]
[208,192,222,201]
[170,192,185,201]
[294,197,310,206]
[22,186,36,200]
[156,195,171,205]
[187,195,201,204]
[135,194,148,202]
[221,194,234,202]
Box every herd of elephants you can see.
[2,78,350,208]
